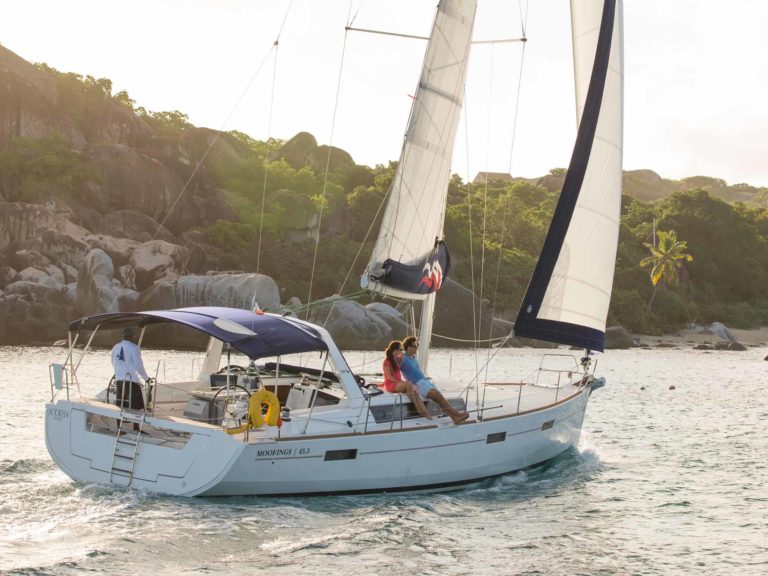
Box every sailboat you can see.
[44,0,623,496]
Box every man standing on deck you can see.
[111,327,151,425]
[400,335,469,425]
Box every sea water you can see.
[1,345,766,576]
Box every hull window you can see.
[324,449,358,461]
[486,432,507,444]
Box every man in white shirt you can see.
[111,327,150,413]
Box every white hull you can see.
[45,384,596,497]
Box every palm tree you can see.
[640,229,693,312]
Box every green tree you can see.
[639,229,693,312]
[0,132,99,201]
[139,110,191,140]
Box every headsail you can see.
[513,0,624,352]
[361,0,477,300]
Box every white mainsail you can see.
[361,0,477,301]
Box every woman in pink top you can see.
[382,340,432,419]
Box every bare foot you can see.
[451,412,470,425]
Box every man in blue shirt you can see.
[400,336,469,425]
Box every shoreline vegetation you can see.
[1,47,768,348]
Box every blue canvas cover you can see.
[69,307,327,360]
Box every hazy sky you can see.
[2,0,767,186]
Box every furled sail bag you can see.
[373,241,451,295]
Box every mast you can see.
[417,292,436,370]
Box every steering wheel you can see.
[210,383,252,403]
[216,365,249,375]
[210,383,253,426]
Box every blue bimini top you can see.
[68,306,328,360]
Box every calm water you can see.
[1,345,767,575]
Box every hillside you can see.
[475,169,768,207]
[1,45,768,346]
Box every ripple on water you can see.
[2,346,768,575]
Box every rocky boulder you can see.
[85,234,140,267]
[276,132,317,169]
[714,341,747,351]
[129,240,189,290]
[0,266,18,288]
[17,266,51,284]
[0,45,85,149]
[604,326,637,349]
[0,202,91,268]
[309,145,355,174]
[11,249,51,269]
[83,144,183,218]
[0,279,75,344]
[135,273,282,349]
[0,44,153,150]
[95,209,175,243]
[76,248,122,314]
[707,322,737,343]
[308,298,392,350]
[137,273,281,311]
[180,128,250,182]
[366,302,410,343]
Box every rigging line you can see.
[506,29,528,175]
[152,0,295,242]
[256,46,279,275]
[347,0,366,28]
[256,0,295,275]
[462,94,481,383]
[518,0,529,39]
[306,0,355,319]
[320,166,393,329]
[462,85,481,409]
[101,7,293,315]
[432,333,507,344]
[483,195,510,390]
[477,42,496,347]
[458,332,514,393]
[464,95,477,340]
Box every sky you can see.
[1,0,767,187]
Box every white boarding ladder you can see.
[109,410,146,486]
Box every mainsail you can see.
[514,0,624,352]
[361,0,477,300]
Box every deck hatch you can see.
[324,449,358,461]
[486,432,506,444]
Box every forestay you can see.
[361,0,477,300]
[514,0,624,352]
